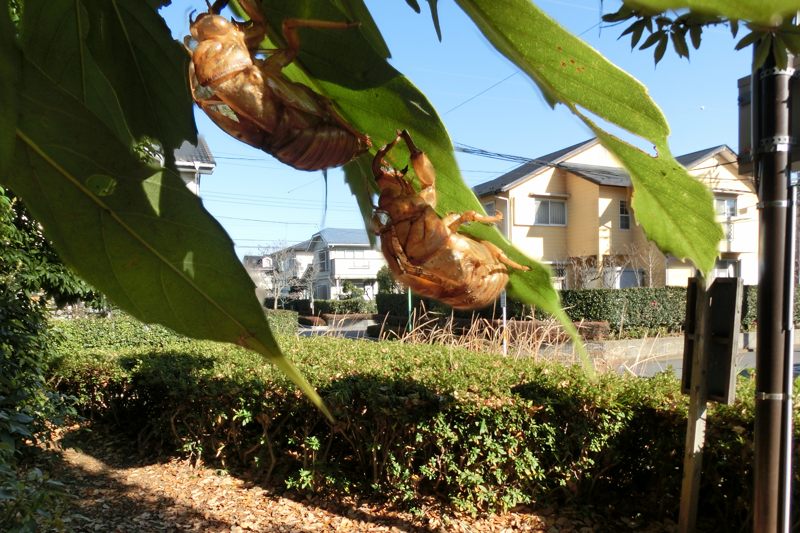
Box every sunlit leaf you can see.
[0,1,19,176]
[625,0,800,26]
[455,0,669,142]
[6,58,331,420]
[456,0,721,274]
[583,119,724,273]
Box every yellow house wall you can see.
[689,155,759,285]
[478,146,758,287]
[598,186,635,256]
[565,173,599,257]
[504,167,568,261]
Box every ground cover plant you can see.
[48,315,800,530]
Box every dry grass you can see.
[375,303,582,365]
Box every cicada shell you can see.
[186,1,370,171]
[372,131,529,309]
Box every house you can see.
[243,240,315,300]
[473,138,758,288]
[174,136,216,195]
[308,228,386,300]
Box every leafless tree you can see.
[567,255,602,289]
[623,241,663,287]
[258,242,297,310]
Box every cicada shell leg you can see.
[444,210,503,233]
[480,240,529,272]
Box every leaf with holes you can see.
[456,0,722,274]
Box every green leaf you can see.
[404,0,422,13]
[689,24,703,49]
[332,0,391,58]
[583,119,723,274]
[20,0,134,145]
[625,0,800,25]
[427,0,443,41]
[79,0,196,153]
[639,30,663,50]
[773,34,790,69]
[456,0,722,275]
[0,0,20,176]
[735,29,761,51]
[671,27,690,58]
[248,1,576,350]
[753,33,772,68]
[7,58,331,420]
[456,0,669,141]
[654,33,669,63]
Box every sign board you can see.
[681,277,743,404]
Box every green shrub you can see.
[265,309,299,336]
[0,286,71,531]
[314,298,376,315]
[52,312,189,353]
[45,316,800,528]
[560,286,687,333]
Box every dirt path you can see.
[47,424,676,532]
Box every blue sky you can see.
[160,0,751,257]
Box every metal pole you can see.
[753,50,792,533]
[501,290,508,356]
[407,286,412,332]
[780,174,797,530]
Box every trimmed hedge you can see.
[265,309,299,336]
[267,298,377,316]
[378,285,800,334]
[52,309,298,348]
[47,315,800,528]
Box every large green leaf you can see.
[6,58,330,420]
[78,0,196,153]
[20,0,133,145]
[626,0,800,25]
[0,0,20,176]
[456,0,722,275]
[243,1,580,344]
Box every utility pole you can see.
[752,48,793,532]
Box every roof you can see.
[675,145,734,168]
[174,136,216,173]
[286,239,313,252]
[316,228,372,247]
[474,141,739,194]
[557,162,631,187]
[472,138,598,196]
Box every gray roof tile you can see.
[174,136,216,167]
[317,228,371,246]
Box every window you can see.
[317,250,329,272]
[619,200,631,230]
[533,199,566,226]
[715,197,737,218]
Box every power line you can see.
[215,215,320,225]
[443,20,601,116]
